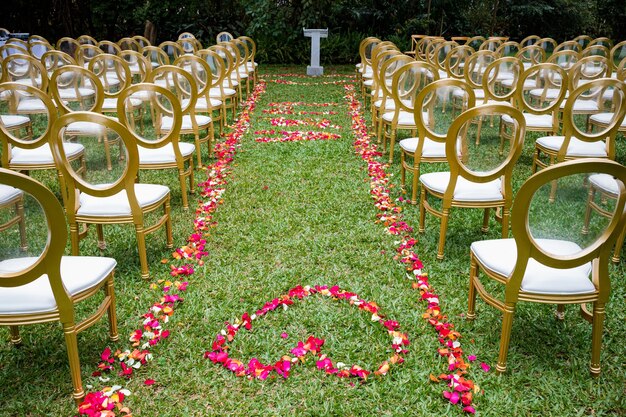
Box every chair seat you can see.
[471,238,595,295]
[536,135,607,157]
[453,88,485,100]
[589,112,626,128]
[363,79,374,87]
[10,142,84,165]
[102,97,142,111]
[138,142,195,164]
[589,173,619,196]
[382,110,425,126]
[246,62,257,72]
[529,88,568,101]
[399,137,446,157]
[559,99,599,112]
[420,171,503,201]
[0,114,30,128]
[0,184,21,204]
[77,183,170,216]
[501,78,536,89]
[57,87,96,100]
[17,99,50,112]
[503,113,553,129]
[209,87,236,98]
[161,114,212,131]
[0,256,116,315]
[182,97,223,110]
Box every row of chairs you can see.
[0,31,258,403]
[356,36,626,378]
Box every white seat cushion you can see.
[66,121,107,136]
[420,171,503,201]
[0,256,116,315]
[10,142,84,165]
[0,115,30,128]
[589,173,619,195]
[17,99,49,112]
[161,114,212,131]
[382,110,425,126]
[363,79,374,87]
[589,112,626,128]
[471,238,595,295]
[502,113,553,129]
[138,142,195,164]
[209,87,236,97]
[559,99,599,112]
[0,184,21,204]
[102,97,142,111]
[399,137,446,158]
[453,88,485,100]
[536,135,607,157]
[246,62,257,72]
[77,183,170,216]
[181,97,222,110]
[56,87,96,100]
[529,88,567,101]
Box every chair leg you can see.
[437,208,450,260]
[194,133,204,168]
[496,303,516,374]
[16,199,27,251]
[96,224,106,250]
[388,128,397,164]
[590,302,605,377]
[556,303,566,321]
[135,226,149,279]
[179,168,189,210]
[467,255,478,320]
[419,187,427,233]
[612,226,625,264]
[481,208,490,233]
[411,158,420,205]
[501,207,510,238]
[164,199,173,248]
[63,322,85,405]
[105,277,119,342]
[400,152,406,192]
[582,186,596,235]
[9,325,22,345]
[69,224,80,255]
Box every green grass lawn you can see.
[0,65,625,416]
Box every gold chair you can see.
[572,35,592,50]
[97,40,122,56]
[0,83,86,203]
[419,103,526,259]
[519,35,541,48]
[118,37,142,52]
[238,36,258,86]
[371,51,408,138]
[197,48,232,135]
[49,111,173,279]
[501,63,568,153]
[208,45,240,118]
[379,60,439,163]
[77,34,97,45]
[118,83,195,209]
[142,45,170,69]
[0,167,118,403]
[400,79,476,204]
[148,64,213,168]
[159,41,183,63]
[467,158,626,376]
[1,53,48,91]
[76,44,103,69]
[533,79,626,178]
[56,37,81,58]
[216,31,234,43]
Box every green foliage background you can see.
[1,0,625,63]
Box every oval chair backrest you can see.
[147,64,197,115]
[391,60,439,114]
[515,63,568,115]
[142,45,170,68]
[507,158,626,302]
[516,45,546,67]
[464,50,498,89]
[118,37,142,52]
[414,78,476,144]
[159,41,183,62]
[465,36,486,51]
[547,50,580,72]
[433,41,458,73]
[117,83,182,152]
[238,36,257,63]
[371,49,400,94]
[0,83,57,158]
[77,34,97,45]
[97,40,121,56]
[76,44,103,67]
[568,56,610,91]
[582,45,610,59]
[209,45,236,88]
[572,35,592,50]
[49,112,140,215]
[559,78,626,160]
[588,37,614,50]
[0,168,71,312]
[445,103,525,202]
[536,38,557,54]
[174,54,213,99]
[520,35,540,48]
[133,35,152,49]
[359,37,380,70]
[496,41,520,58]
[49,65,104,114]
[28,40,53,60]
[88,53,132,98]
[445,45,474,79]
[197,49,227,89]
[56,37,80,57]
[216,31,233,44]
[119,49,151,83]
[378,53,413,104]
[482,56,522,103]
[1,54,49,91]
[553,40,582,54]
[609,41,626,73]
[41,50,77,76]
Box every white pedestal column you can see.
[303,28,328,76]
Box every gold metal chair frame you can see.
[401,78,476,204]
[49,111,174,279]
[119,83,195,209]
[0,182,27,250]
[467,158,626,376]
[419,103,526,259]
[0,167,118,404]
